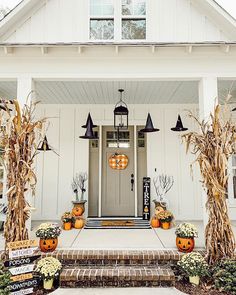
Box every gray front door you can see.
[102,126,135,216]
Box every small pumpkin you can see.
[73,218,85,229]
[64,222,72,230]
[72,205,84,216]
[151,216,160,228]
[176,237,195,253]
[39,238,58,253]
[161,222,171,230]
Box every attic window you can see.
[90,0,114,40]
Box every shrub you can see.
[177,252,209,278]
[175,222,198,238]
[0,262,11,295]
[213,259,236,294]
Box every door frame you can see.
[98,125,138,217]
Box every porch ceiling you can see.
[35,81,199,104]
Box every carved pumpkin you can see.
[176,237,195,253]
[109,153,128,170]
[74,218,85,229]
[155,206,165,216]
[151,216,160,228]
[72,205,84,216]
[39,238,58,253]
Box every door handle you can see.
[131,174,134,191]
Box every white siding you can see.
[33,103,203,221]
[1,0,233,43]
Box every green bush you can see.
[213,259,236,294]
[0,262,11,295]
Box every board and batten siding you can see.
[32,103,204,221]
[1,0,233,43]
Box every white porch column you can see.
[198,77,218,229]
[17,77,35,235]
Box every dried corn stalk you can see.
[0,99,45,247]
[183,104,236,264]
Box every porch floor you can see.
[1,221,236,250]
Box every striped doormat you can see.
[84,219,151,229]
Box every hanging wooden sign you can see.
[9,264,35,276]
[4,255,41,268]
[7,240,37,250]
[10,287,34,295]
[9,279,38,292]
[9,248,37,259]
[109,153,129,170]
[143,177,151,220]
[11,273,33,282]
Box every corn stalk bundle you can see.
[0,99,45,247]
[183,104,236,264]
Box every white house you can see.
[0,0,236,223]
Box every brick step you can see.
[60,265,175,288]
[43,250,188,266]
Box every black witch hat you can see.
[37,136,52,151]
[80,115,99,140]
[171,115,188,132]
[82,113,97,129]
[140,113,160,133]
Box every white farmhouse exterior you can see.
[0,0,236,223]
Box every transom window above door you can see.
[89,0,146,41]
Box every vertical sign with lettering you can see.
[143,177,151,220]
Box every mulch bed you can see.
[175,279,230,295]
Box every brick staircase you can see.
[44,250,182,288]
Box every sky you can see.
[0,0,236,18]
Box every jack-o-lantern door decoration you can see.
[109,153,129,170]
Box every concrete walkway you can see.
[53,288,185,295]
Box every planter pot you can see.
[39,238,58,253]
[151,216,160,228]
[161,222,171,230]
[64,222,72,230]
[189,275,200,285]
[73,217,85,229]
[43,278,54,290]
[72,200,87,217]
[176,237,195,253]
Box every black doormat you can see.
[84,219,151,229]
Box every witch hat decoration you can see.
[80,116,99,140]
[82,113,97,129]
[171,115,188,132]
[140,113,160,133]
[37,136,52,151]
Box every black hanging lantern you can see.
[37,136,52,151]
[171,115,188,132]
[80,113,98,140]
[82,112,97,129]
[114,89,129,130]
[140,113,160,133]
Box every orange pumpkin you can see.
[151,216,160,228]
[176,237,195,253]
[109,153,128,170]
[72,205,84,216]
[74,218,85,229]
[39,238,58,253]
[64,222,72,230]
[161,222,171,230]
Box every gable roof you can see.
[0,0,236,44]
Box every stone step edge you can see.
[60,266,175,283]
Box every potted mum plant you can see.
[61,212,73,230]
[36,257,62,290]
[157,210,173,229]
[71,172,88,216]
[177,252,209,285]
[175,222,198,253]
[36,223,61,252]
